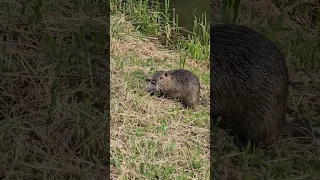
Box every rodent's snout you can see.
[145,84,155,92]
[155,83,160,91]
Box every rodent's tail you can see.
[283,122,319,138]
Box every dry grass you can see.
[110,13,210,179]
[0,1,108,179]
[1,0,317,179]
[110,0,319,179]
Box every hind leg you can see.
[218,116,251,148]
[242,111,280,147]
[210,114,247,147]
[184,92,199,108]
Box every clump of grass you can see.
[221,0,241,24]
[111,0,210,61]
[183,13,210,60]
[0,0,108,179]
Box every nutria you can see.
[145,70,166,96]
[146,69,201,107]
[210,24,314,148]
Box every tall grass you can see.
[183,13,210,60]
[111,0,210,61]
[221,0,241,24]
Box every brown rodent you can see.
[146,69,202,108]
[210,24,314,148]
[146,70,166,96]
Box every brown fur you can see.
[145,70,166,96]
[210,24,315,148]
[149,69,201,107]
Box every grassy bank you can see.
[111,0,210,61]
[110,0,320,179]
[110,1,210,179]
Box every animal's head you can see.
[156,71,173,92]
[145,70,165,94]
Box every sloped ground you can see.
[110,13,210,179]
[110,0,320,179]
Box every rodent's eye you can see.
[164,73,168,77]
[159,77,162,79]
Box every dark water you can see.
[158,0,211,34]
